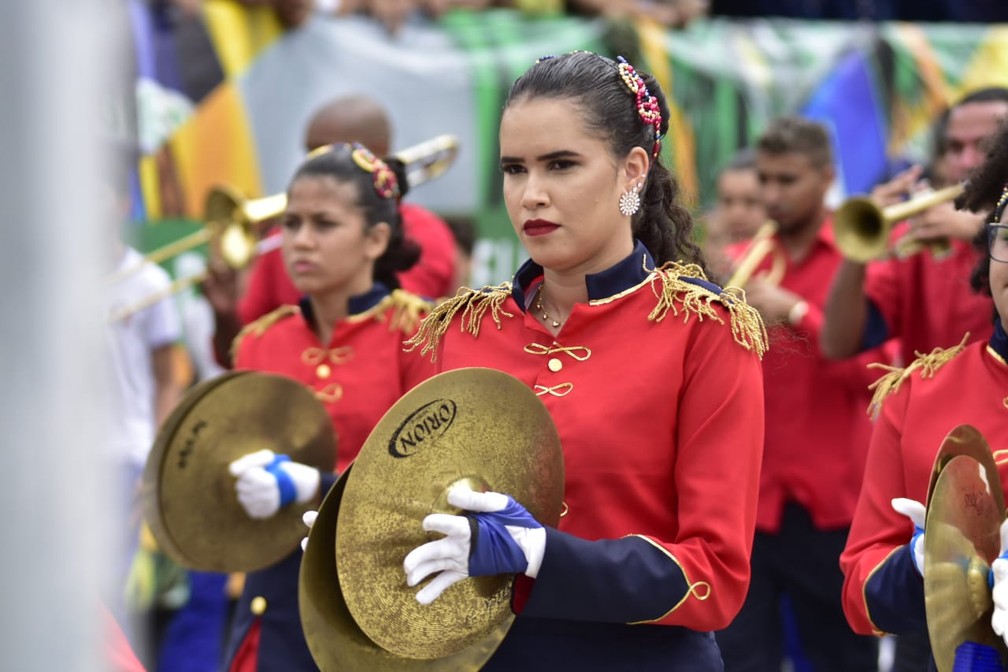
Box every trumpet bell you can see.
[204,185,286,269]
[142,371,336,572]
[832,196,889,263]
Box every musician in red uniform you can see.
[399,52,767,670]
[822,88,1008,365]
[220,143,434,671]
[716,117,883,671]
[839,122,1008,669]
[208,95,458,366]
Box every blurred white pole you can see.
[0,2,122,671]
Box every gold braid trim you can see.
[867,333,969,419]
[355,289,433,334]
[404,284,513,361]
[649,262,768,359]
[230,304,299,362]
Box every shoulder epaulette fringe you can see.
[370,289,434,335]
[404,284,513,361]
[866,333,969,419]
[650,262,769,359]
[230,304,299,362]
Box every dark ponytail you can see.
[504,52,708,273]
[290,144,420,290]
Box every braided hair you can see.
[290,143,420,290]
[504,51,706,272]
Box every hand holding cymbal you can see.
[404,483,547,605]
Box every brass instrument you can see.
[832,183,965,263]
[107,134,460,323]
[724,221,785,288]
[142,371,337,572]
[922,425,1007,672]
[300,367,564,669]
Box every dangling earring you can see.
[618,182,641,217]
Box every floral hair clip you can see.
[535,54,555,63]
[615,55,663,158]
[351,144,400,200]
[996,183,1008,221]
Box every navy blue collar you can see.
[299,282,391,324]
[510,241,656,309]
[991,317,1008,362]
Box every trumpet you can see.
[107,134,459,323]
[725,221,786,288]
[832,183,965,263]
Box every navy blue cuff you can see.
[860,299,890,351]
[523,528,689,624]
[318,471,339,496]
[863,543,927,634]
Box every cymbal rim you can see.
[143,371,248,567]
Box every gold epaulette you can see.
[650,262,769,359]
[371,289,435,334]
[230,304,299,362]
[866,333,969,419]
[404,284,514,361]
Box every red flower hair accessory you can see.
[616,56,663,158]
[351,144,400,200]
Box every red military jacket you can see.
[840,319,1008,637]
[234,285,435,473]
[408,242,767,633]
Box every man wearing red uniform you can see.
[840,123,1008,669]
[822,88,1008,365]
[716,117,881,671]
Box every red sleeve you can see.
[840,386,916,635]
[651,315,765,629]
[397,203,457,300]
[238,238,299,325]
[862,229,906,340]
[103,606,147,672]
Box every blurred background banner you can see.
[126,1,1008,283]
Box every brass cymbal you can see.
[926,424,1004,516]
[300,464,511,671]
[143,371,248,565]
[336,367,564,660]
[143,371,336,572]
[924,453,1008,672]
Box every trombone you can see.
[725,221,786,288]
[107,134,459,323]
[832,183,965,263]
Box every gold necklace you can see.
[535,285,563,328]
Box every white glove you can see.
[228,449,320,520]
[300,510,318,552]
[403,483,545,606]
[989,519,1008,645]
[892,497,926,576]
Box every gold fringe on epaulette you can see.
[404,284,513,361]
[650,262,769,359]
[230,304,299,362]
[379,289,434,335]
[866,333,969,419]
